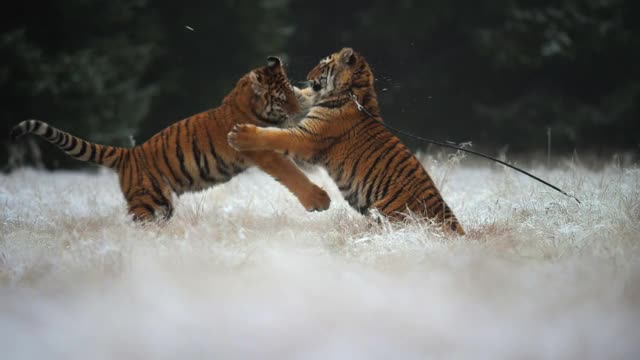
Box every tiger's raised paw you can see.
[228,124,259,151]
[300,185,331,212]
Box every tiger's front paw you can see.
[300,185,331,212]
[228,124,259,151]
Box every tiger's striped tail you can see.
[10,119,128,169]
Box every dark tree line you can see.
[2,0,638,170]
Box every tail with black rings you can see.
[10,119,128,168]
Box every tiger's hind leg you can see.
[125,180,174,223]
[127,189,174,223]
[421,200,465,236]
[373,196,465,236]
[117,149,174,223]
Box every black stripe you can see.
[113,149,125,169]
[53,131,64,145]
[380,167,421,214]
[337,183,350,192]
[63,137,78,152]
[408,178,442,211]
[191,133,205,178]
[87,143,96,162]
[96,146,105,164]
[340,123,387,159]
[341,137,379,185]
[109,149,121,168]
[337,116,381,142]
[365,144,409,198]
[184,121,201,182]
[339,125,387,183]
[305,114,327,122]
[297,125,320,137]
[385,201,410,216]
[59,133,70,148]
[106,147,117,157]
[376,152,414,199]
[413,177,436,197]
[144,171,170,209]
[360,140,401,202]
[133,148,143,184]
[160,141,180,186]
[117,153,129,189]
[192,133,213,182]
[147,178,167,205]
[398,166,420,188]
[380,187,405,214]
[360,139,396,194]
[126,153,135,193]
[208,133,231,180]
[290,119,344,148]
[43,126,54,139]
[422,192,437,206]
[332,157,346,182]
[147,192,170,209]
[74,141,87,158]
[161,128,182,187]
[175,123,194,186]
[199,124,218,182]
[347,124,387,172]
[110,150,120,168]
[31,121,41,132]
[364,146,402,203]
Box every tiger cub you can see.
[228,49,464,235]
[11,57,330,222]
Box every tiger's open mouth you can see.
[311,80,322,92]
[309,77,328,92]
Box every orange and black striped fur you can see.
[228,48,464,235]
[11,57,330,222]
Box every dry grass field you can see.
[1,155,639,359]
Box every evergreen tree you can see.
[1,0,160,169]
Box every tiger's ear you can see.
[267,56,281,68]
[249,71,267,95]
[340,48,356,66]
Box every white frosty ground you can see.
[0,155,639,360]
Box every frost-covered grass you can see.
[1,156,639,359]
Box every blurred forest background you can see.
[1,0,638,170]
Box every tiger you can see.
[10,57,331,222]
[228,48,465,235]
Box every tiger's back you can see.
[137,108,246,195]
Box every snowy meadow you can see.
[1,155,639,359]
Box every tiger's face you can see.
[306,48,366,98]
[249,57,301,125]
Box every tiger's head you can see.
[306,48,374,98]
[245,56,301,126]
